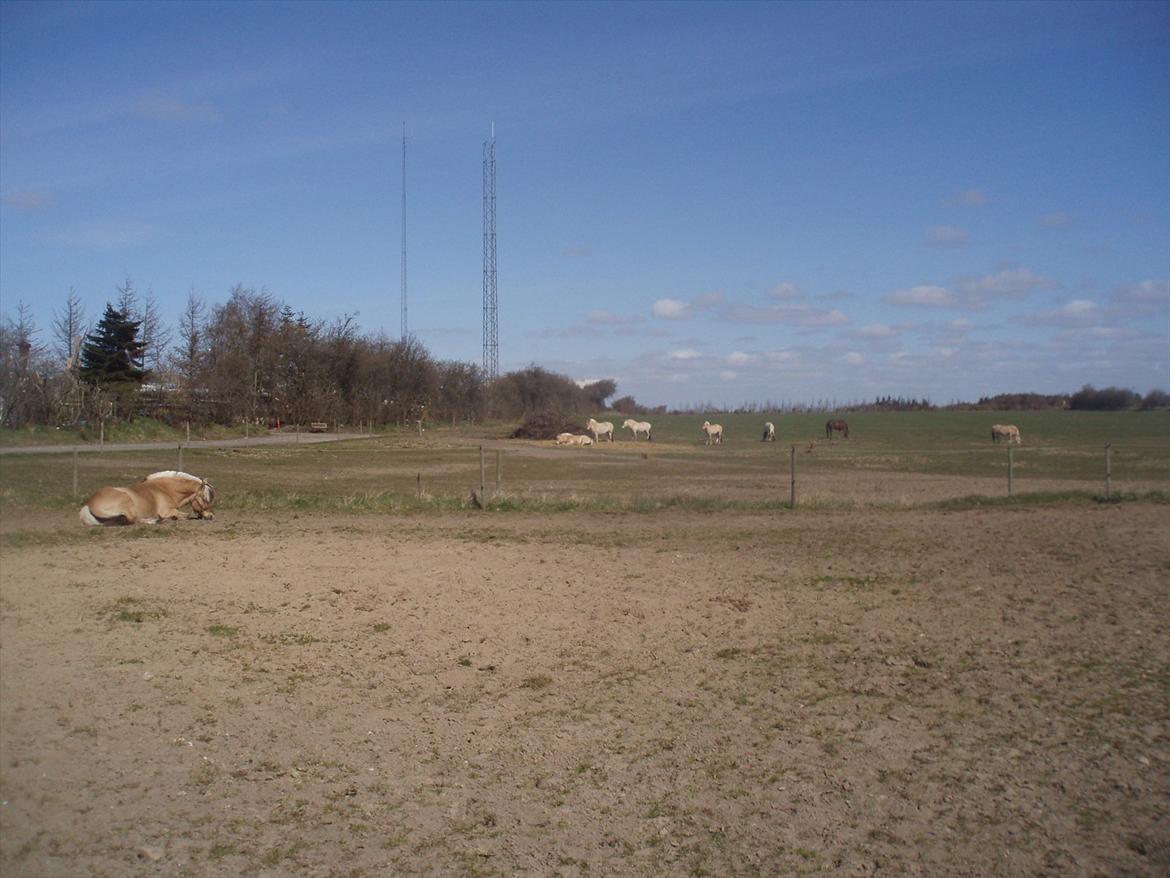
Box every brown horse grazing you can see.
[825,419,849,439]
[79,471,216,526]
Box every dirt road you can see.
[1,504,1167,876]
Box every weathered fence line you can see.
[790,445,797,509]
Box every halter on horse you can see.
[79,471,217,526]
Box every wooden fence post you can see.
[1008,446,1014,497]
[479,446,486,498]
[790,445,797,509]
[178,444,183,472]
[1105,443,1112,500]
[100,420,104,448]
[496,450,502,491]
[186,420,191,443]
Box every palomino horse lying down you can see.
[555,433,594,447]
[79,471,217,526]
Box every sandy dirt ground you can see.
[1,503,1168,877]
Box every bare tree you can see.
[139,290,172,376]
[0,302,50,427]
[174,290,206,384]
[51,287,87,370]
[115,274,138,319]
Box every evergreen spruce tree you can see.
[80,303,147,386]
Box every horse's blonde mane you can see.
[146,470,202,482]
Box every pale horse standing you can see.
[622,419,653,441]
[701,420,723,445]
[762,421,776,442]
[586,418,615,442]
[991,424,1022,445]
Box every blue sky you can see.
[1,0,1167,408]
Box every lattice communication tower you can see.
[400,122,408,341]
[482,124,498,379]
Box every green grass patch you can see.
[100,596,166,624]
[932,489,1170,510]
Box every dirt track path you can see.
[2,504,1167,877]
[0,432,372,456]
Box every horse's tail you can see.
[79,505,130,526]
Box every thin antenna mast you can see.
[400,121,408,341]
[482,123,498,378]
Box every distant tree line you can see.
[2,283,1166,430]
[0,282,618,430]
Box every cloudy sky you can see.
[1,0,1167,407]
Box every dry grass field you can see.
[2,418,1168,877]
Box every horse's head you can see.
[190,480,217,519]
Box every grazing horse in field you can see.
[825,419,849,440]
[701,421,723,445]
[762,421,776,442]
[586,418,615,443]
[622,419,652,441]
[79,471,216,526]
[991,424,1022,445]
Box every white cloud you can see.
[133,90,219,122]
[926,225,970,248]
[722,304,848,326]
[768,282,802,300]
[838,352,864,366]
[668,348,701,360]
[50,220,156,249]
[858,323,896,338]
[586,310,642,326]
[0,189,52,212]
[765,350,801,365]
[958,267,1058,299]
[719,370,738,381]
[1061,299,1095,316]
[948,318,975,331]
[1116,279,1169,303]
[652,298,691,319]
[953,188,988,206]
[1037,211,1073,229]
[726,351,758,366]
[885,284,958,307]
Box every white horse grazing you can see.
[762,421,775,442]
[701,421,723,445]
[622,419,652,441]
[80,471,216,526]
[586,418,614,442]
[991,424,1022,445]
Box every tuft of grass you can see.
[933,489,1169,510]
[259,631,323,646]
[258,841,305,868]
[207,624,240,638]
[101,596,166,624]
[519,674,552,690]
